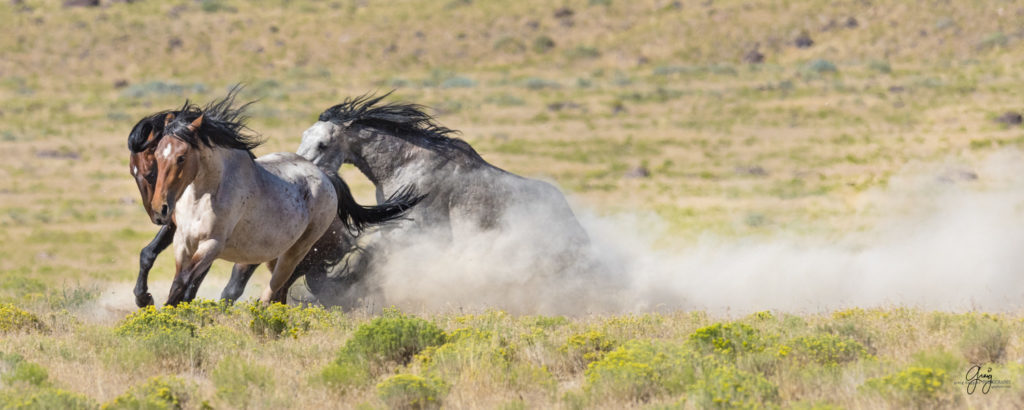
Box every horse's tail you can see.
[326,172,423,233]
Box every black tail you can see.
[327,172,423,232]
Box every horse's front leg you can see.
[166,238,224,306]
[134,224,175,307]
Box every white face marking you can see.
[132,165,138,175]
[161,144,173,159]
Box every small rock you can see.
[938,168,978,184]
[844,16,859,28]
[36,149,80,160]
[888,85,905,93]
[742,43,764,64]
[735,165,768,176]
[995,111,1023,125]
[525,20,540,30]
[63,0,98,7]
[794,30,814,48]
[553,7,574,19]
[113,79,129,88]
[624,166,650,179]
[167,37,183,51]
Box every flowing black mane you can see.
[318,92,480,158]
[164,86,263,153]
[127,110,177,153]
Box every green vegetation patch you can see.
[377,374,448,410]
[212,357,274,408]
[419,328,555,394]
[691,365,780,409]
[0,353,49,387]
[0,388,98,410]
[321,309,446,388]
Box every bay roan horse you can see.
[149,97,419,305]
[128,108,260,307]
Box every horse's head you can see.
[297,120,348,171]
[151,114,204,225]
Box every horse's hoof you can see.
[135,293,155,308]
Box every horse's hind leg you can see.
[220,263,259,302]
[261,238,320,304]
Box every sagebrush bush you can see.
[584,340,696,402]
[114,303,227,368]
[246,302,328,339]
[341,310,446,366]
[560,330,617,369]
[862,367,955,407]
[103,376,192,410]
[3,361,49,387]
[321,309,446,388]
[116,306,198,339]
[959,317,1008,364]
[790,334,870,367]
[689,322,773,357]
[0,387,98,409]
[419,328,555,394]
[212,356,274,407]
[0,303,46,333]
[691,365,779,409]
[376,374,447,410]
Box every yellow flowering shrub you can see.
[790,334,870,367]
[0,303,46,334]
[862,367,955,407]
[689,322,773,357]
[560,330,617,367]
[102,376,191,410]
[246,302,328,339]
[584,340,697,402]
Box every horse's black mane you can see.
[127,110,177,153]
[318,92,480,158]
[164,85,263,153]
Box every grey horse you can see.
[296,94,603,310]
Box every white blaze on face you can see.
[132,166,138,175]
[161,144,173,159]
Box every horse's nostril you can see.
[160,204,168,216]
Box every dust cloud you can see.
[360,150,1024,315]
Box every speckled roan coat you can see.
[128,91,417,306]
[296,94,599,306]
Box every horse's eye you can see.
[177,155,185,164]
[318,142,328,150]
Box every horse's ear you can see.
[188,114,203,133]
[164,113,175,126]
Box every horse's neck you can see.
[352,130,442,190]
[191,148,255,196]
